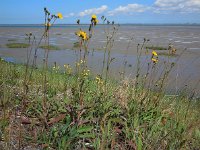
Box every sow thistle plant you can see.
[13,7,64,149]
[73,14,99,107]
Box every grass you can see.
[73,42,80,48]
[158,52,178,57]
[0,59,200,149]
[39,45,60,50]
[96,47,104,51]
[146,46,168,50]
[6,43,30,48]
[7,39,17,42]
[56,33,62,35]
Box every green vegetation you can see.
[56,33,62,35]
[0,59,200,149]
[39,45,60,50]
[6,43,30,48]
[146,46,168,50]
[7,39,17,42]
[96,47,103,51]
[158,52,178,57]
[73,42,80,48]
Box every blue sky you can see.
[1,0,200,24]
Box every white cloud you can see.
[64,13,75,18]
[108,4,150,16]
[64,1,200,18]
[154,0,200,13]
[78,5,108,17]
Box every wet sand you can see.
[0,25,200,94]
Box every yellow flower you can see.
[57,13,63,19]
[91,14,98,25]
[152,58,158,63]
[152,50,158,56]
[96,76,103,85]
[82,69,90,77]
[92,14,97,20]
[76,30,88,41]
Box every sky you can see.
[0,0,200,24]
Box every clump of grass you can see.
[96,47,103,51]
[158,52,178,57]
[6,43,30,48]
[146,46,167,50]
[56,33,62,35]
[7,39,17,42]
[73,42,80,48]
[39,45,60,50]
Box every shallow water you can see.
[0,25,200,95]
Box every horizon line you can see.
[0,23,200,25]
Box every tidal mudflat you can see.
[0,25,200,94]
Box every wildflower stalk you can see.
[74,15,97,107]
[122,37,133,79]
[134,39,147,97]
[101,25,116,78]
[19,32,35,150]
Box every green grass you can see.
[96,47,103,51]
[39,45,60,50]
[146,46,168,50]
[158,52,178,57]
[7,39,17,42]
[0,59,199,149]
[6,43,30,48]
[73,42,80,48]
[56,33,62,35]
